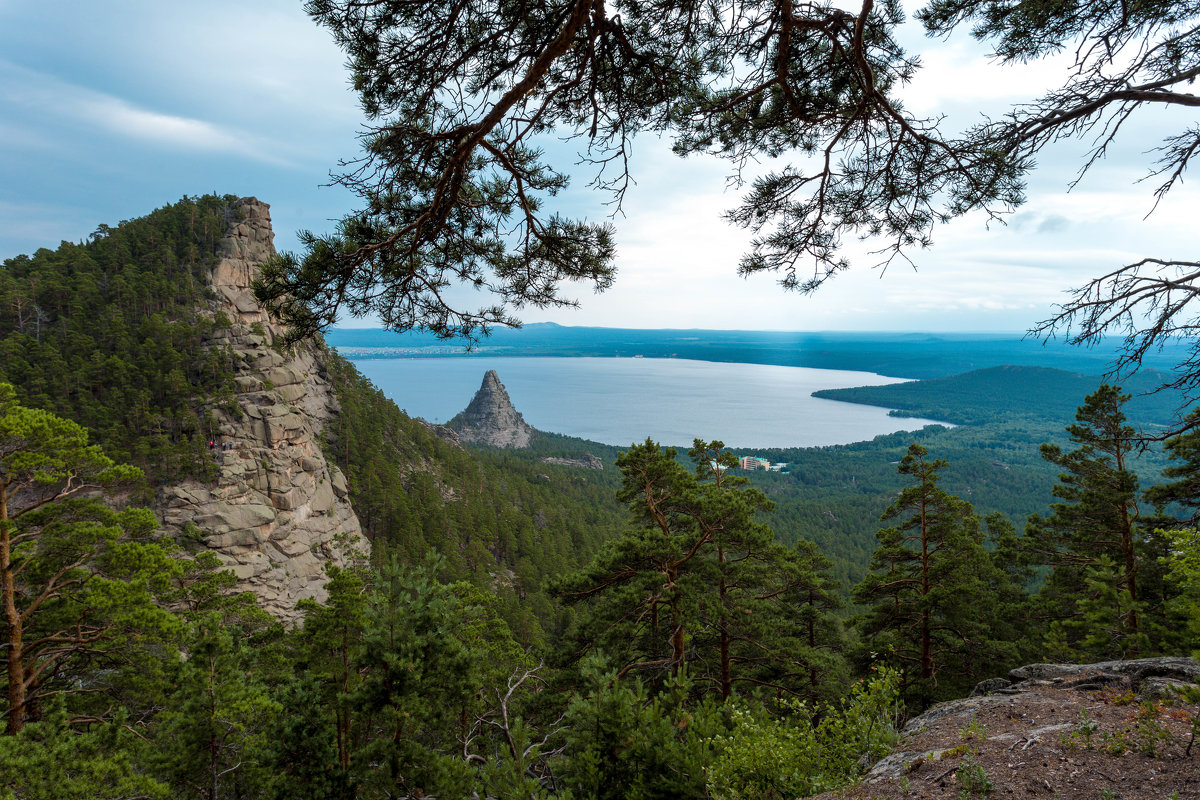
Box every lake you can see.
[347,356,950,449]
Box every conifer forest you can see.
[5,0,1200,795]
[2,196,1200,798]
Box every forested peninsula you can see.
[2,196,1200,799]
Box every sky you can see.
[1,0,1194,333]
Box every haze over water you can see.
[349,356,950,448]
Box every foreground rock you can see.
[447,370,535,448]
[156,198,365,621]
[809,657,1200,800]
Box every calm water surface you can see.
[349,356,949,448]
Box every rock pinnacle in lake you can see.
[447,370,535,448]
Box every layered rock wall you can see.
[158,198,365,620]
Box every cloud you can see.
[0,60,299,167]
[1037,215,1070,234]
[1,0,1192,336]
[78,94,296,167]
[896,36,1074,118]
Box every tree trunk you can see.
[808,588,819,692]
[718,545,730,699]
[1115,440,1140,650]
[920,491,933,682]
[671,622,686,674]
[208,656,220,800]
[1,488,26,735]
[339,629,351,771]
[1121,513,1140,651]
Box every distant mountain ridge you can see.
[326,327,1191,381]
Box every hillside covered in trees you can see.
[813,366,1189,428]
[0,196,240,483]
[0,195,628,643]
[2,197,1200,799]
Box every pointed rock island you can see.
[447,370,536,448]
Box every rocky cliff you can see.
[811,657,1200,800]
[157,198,365,621]
[447,370,535,448]
[540,454,603,470]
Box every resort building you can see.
[739,456,771,471]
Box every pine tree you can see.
[1145,407,1200,525]
[720,537,850,706]
[292,562,370,785]
[1027,385,1147,658]
[284,554,537,799]
[558,661,726,800]
[554,440,743,680]
[148,554,283,800]
[853,444,1006,707]
[0,700,169,800]
[555,439,846,701]
[978,512,1036,665]
[687,439,776,699]
[1139,409,1200,652]
[260,676,349,800]
[150,618,280,800]
[0,383,178,735]
[1160,527,1200,659]
[783,538,851,703]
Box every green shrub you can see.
[955,755,992,796]
[960,716,987,742]
[559,660,729,800]
[705,666,902,800]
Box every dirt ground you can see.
[808,667,1200,800]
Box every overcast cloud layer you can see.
[1,0,1194,333]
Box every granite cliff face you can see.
[447,370,535,448]
[157,198,365,621]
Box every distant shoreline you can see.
[326,327,1184,382]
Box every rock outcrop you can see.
[419,419,463,449]
[447,370,535,448]
[540,454,603,470]
[811,657,1200,800]
[157,198,365,621]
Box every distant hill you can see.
[327,326,1192,381]
[733,365,1191,589]
[812,365,1192,429]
